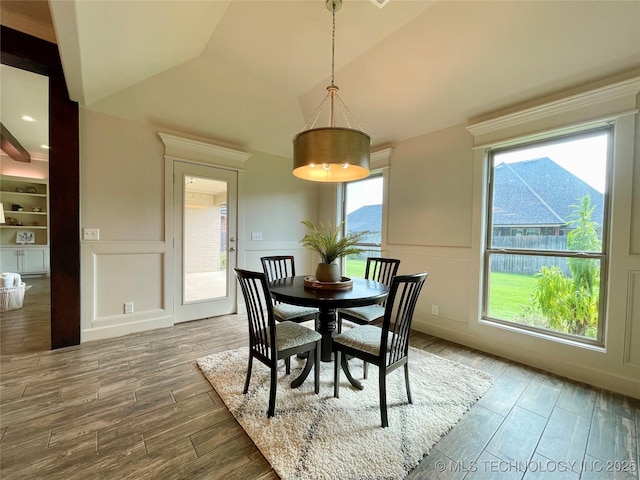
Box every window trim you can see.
[482,125,613,347]
[340,172,386,275]
[342,172,384,250]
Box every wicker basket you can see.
[0,282,27,312]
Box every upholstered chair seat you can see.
[333,324,391,356]
[338,304,385,325]
[262,321,322,352]
[273,303,319,323]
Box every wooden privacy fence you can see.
[491,236,570,276]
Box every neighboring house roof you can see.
[347,204,382,234]
[493,157,603,228]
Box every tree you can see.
[567,196,600,293]
[532,195,601,337]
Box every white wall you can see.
[80,109,171,340]
[79,108,320,341]
[81,110,164,241]
[369,126,478,326]
[388,125,474,248]
[239,149,319,274]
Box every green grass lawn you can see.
[488,272,537,320]
[345,257,367,278]
[346,261,537,322]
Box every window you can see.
[343,175,383,278]
[483,127,611,344]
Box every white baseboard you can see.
[412,316,640,399]
[82,315,174,342]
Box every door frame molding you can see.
[159,133,251,319]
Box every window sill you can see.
[479,317,606,353]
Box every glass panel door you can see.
[174,161,237,323]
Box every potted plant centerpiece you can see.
[300,220,368,283]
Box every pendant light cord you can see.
[331,2,336,87]
[301,0,365,132]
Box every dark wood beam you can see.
[1,26,80,349]
[0,122,31,162]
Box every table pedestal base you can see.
[317,307,337,362]
[290,349,363,390]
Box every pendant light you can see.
[293,0,371,182]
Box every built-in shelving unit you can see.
[0,175,50,275]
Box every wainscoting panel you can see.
[625,270,640,368]
[389,248,472,326]
[81,242,172,342]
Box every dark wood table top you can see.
[268,275,388,310]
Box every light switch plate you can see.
[83,228,100,240]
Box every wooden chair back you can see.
[234,268,276,364]
[260,256,296,283]
[364,257,401,306]
[380,272,428,366]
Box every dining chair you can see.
[261,255,319,327]
[333,272,428,427]
[337,257,400,330]
[261,255,320,373]
[337,257,400,377]
[234,268,321,418]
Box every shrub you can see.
[530,195,600,338]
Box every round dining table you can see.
[269,275,388,388]
[270,273,387,351]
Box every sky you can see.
[345,176,383,214]
[345,131,608,214]
[494,132,608,193]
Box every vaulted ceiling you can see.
[3,1,640,160]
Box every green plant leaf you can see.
[300,220,368,264]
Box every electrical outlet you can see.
[124,302,134,314]
[431,304,439,316]
[251,232,262,241]
[83,228,100,240]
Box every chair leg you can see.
[285,357,291,374]
[333,350,341,398]
[404,363,412,404]
[363,361,368,379]
[314,341,320,394]
[379,368,388,428]
[243,354,254,394]
[267,364,277,418]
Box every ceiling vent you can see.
[370,0,391,8]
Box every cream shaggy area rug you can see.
[198,346,493,480]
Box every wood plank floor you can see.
[1,277,638,479]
